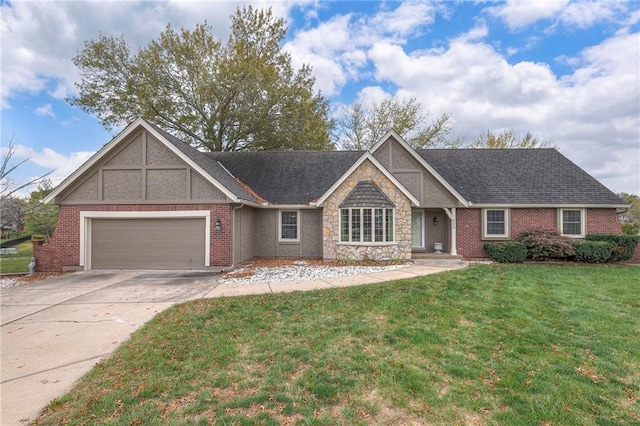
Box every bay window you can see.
[340,208,394,243]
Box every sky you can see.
[1,0,639,197]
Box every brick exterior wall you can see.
[456,207,623,259]
[33,204,232,272]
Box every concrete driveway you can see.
[0,270,220,425]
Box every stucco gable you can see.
[46,119,238,205]
[45,120,242,204]
[369,131,468,207]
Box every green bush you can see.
[585,234,640,262]
[517,230,575,260]
[573,240,613,263]
[621,222,639,235]
[484,242,527,263]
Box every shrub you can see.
[517,230,575,260]
[484,242,527,263]
[573,240,613,263]
[621,222,639,235]
[585,234,640,262]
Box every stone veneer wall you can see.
[323,160,412,261]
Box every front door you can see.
[412,210,424,249]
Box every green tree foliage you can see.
[618,192,640,226]
[23,180,58,241]
[70,6,333,152]
[336,96,459,150]
[469,129,556,149]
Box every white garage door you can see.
[90,218,206,270]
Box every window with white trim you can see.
[279,210,299,241]
[482,208,509,238]
[340,208,394,243]
[560,209,585,237]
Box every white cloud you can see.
[35,104,55,118]
[486,0,570,29]
[284,0,440,96]
[369,0,437,38]
[559,1,625,28]
[9,144,96,186]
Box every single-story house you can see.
[36,118,627,271]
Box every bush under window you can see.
[484,242,527,263]
[573,240,613,263]
[517,230,575,261]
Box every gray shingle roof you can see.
[340,181,395,208]
[207,151,365,204]
[417,148,625,205]
[149,122,623,207]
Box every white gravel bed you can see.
[219,263,405,285]
[0,278,24,288]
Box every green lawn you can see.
[0,240,33,274]
[34,264,639,425]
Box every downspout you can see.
[442,208,457,256]
[230,204,244,267]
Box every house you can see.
[35,118,627,271]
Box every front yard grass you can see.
[35,264,639,425]
[0,241,33,274]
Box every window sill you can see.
[481,236,511,241]
[337,242,397,246]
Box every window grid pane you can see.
[385,209,394,242]
[340,209,349,242]
[486,210,506,235]
[374,209,384,242]
[281,211,297,239]
[363,209,372,242]
[562,210,582,235]
[351,209,361,242]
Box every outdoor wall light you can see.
[432,216,438,226]
[215,218,222,231]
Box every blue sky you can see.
[1,0,639,196]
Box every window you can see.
[280,211,299,241]
[560,209,585,237]
[483,208,509,238]
[340,208,394,243]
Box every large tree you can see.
[70,7,333,151]
[469,129,556,149]
[336,96,458,150]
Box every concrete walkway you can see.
[0,259,467,425]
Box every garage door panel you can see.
[91,218,206,270]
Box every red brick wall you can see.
[586,208,622,234]
[456,209,484,258]
[456,207,622,259]
[33,204,232,272]
[511,209,557,237]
